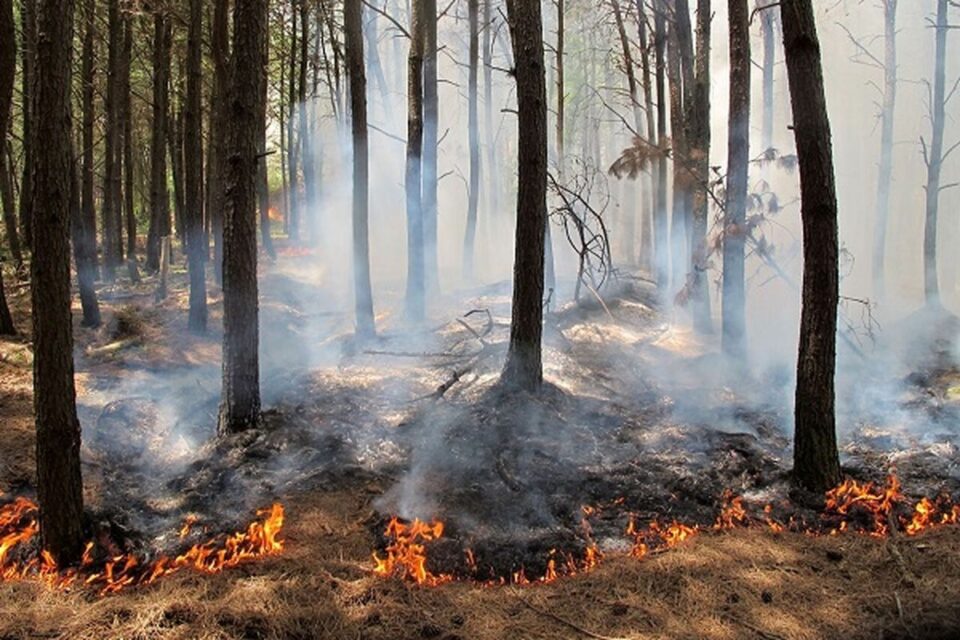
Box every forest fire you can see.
[372,475,960,587]
[0,496,284,596]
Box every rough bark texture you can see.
[871,0,897,300]
[147,9,171,273]
[780,0,841,493]
[501,0,547,392]
[218,0,267,435]
[185,0,207,332]
[722,0,749,360]
[463,0,480,282]
[923,0,949,308]
[422,0,439,293]
[405,0,426,323]
[345,0,376,339]
[33,0,86,565]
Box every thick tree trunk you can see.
[422,0,439,293]
[780,0,841,493]
[101,0,120,281]
[209,0,230,286]
[120,12,139,283]
[923,0,949,308]
[688,0,712,333]
[33,0,86,565]
[18,0,35,247]
[185,0,208,332]
[147,10,171,273]
[871,0,896,300]
[501,0,547,392]
[722,0,749,360]
[405,0,426,323]
[218,0,268,435]
[463,0,480,282]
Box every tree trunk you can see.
[422,0,439,293]
[71,134,101,328]
[286,3,300,242]
[688,0,712,334]
[33,0,86,566]
[923,0,949,309]
[0,0,21,275]
[871,0,897,301]
[79,0,98,282]
[483,0,499,219]
[101,0,120,281]
[463,0,480,282]
[364,5,390,117]
[759,3,777,151]
[722,0,749,361]
[185,0,208,332]
[611,0,640,264]
[344,0,375,338]
[501,0,547,392]
[209,0,230,286]
[0,149,19,276]
[18,0,35,247]
[168,64,187,252]
[218,0,267,435]
[299,0,318,247]
[780,0,841,493]
[653,0,669,290]
[405,0,426,323]
[636,0,656,272]
[147,9,171,273]
[667,22,689,294]
[120,11,139,283]
[257,7,275,260]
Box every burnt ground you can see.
[1,245,960,639]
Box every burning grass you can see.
[0,494,284,596]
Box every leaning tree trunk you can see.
[147,9,171,273]
[345,0,376,339]
[501,0,547,392]
[780,0,842,493]
[722,0,749,361]
[218,0,268,435]
[405,0,426,323]
[462,0,480,282]
[33,0,86,565]
[923,0,949,309]
[185,0,207,332]
[18,0,35,247]
[871,0,897,301]
[422,0,440,294]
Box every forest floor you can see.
[1,244,960,640]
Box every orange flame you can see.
[0,497,284,595]
[372,517,450,586]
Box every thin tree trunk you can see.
[722,0,749,360]
[636,0,655,272]
[287,3,300,241]
[0,0,17,333]
[218,0,268,435]
[688,0,711,333]
[780,0,842,493]
[405,0,426,323]
[611,0,640,264]
[0,150,19,275]
[209,0,230,285]
[79,0,98,280]
[345,0,376,339]
[101,0,120,281]
[299,0,318,247]
[121,11,139,283]
[463,0,480,282]
[653,0,669,290]
[18,0,35,247]
[923,0,949,308]
[257,5,275,260]
[71,134,101,327]
[501,0,547,392]
[759,3,777,151]
[667,22,688,294]
[168,65,187,252]
[422,0,439,293]
[871,0,897,301]
[33,0,86,565]
[147,9,171,273]
[185,0,208,332]
[364,5,390,118]
[483,0,499,218]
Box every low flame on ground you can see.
[373,475,959,586]
[0,497,284,596]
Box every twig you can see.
[516,595,628,640]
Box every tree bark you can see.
[18,0,35,247]
[209,0,230,286]
[185,0,208,332]
[299,0,318,247]
[218,0,267,435]
[759,2,777,151]
[120,10,139,283]
[286,3,300,242]
[79,0,98,283]
[667,21,689,294]
[0,0,21,275]
[422,0,439,293]
[780,0,841,493]
[405,0,426,323]
[463,0,480,282]
[483,0,499,219]
[871,0,897,301]
[101,0,121,281]
[636,0,656,272]
[33,0,86,565]
[652,0,669,290]
[257,5,275,260]
[147,9,171,273]
[688,0,712,333]
[501,0,547,392]
[71,133,100,328]
[722,0,749,360]
[923,0,949,308]
[168,61,187,252]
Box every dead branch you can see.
[516,595,628,640]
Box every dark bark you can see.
[345,0,376,339]
[722,0,749,360]
[463,0,480,282]
[923,0,950,308]
[422,0,439,293]
[501,0,547,392]
[101,0,121,281]
[185,0,208,332]
[652,0,669,290]
[79,0,98,282]
[120,11,139,283]
[168,63,187,251]
[871,0,896,300]
[218,0,267,435]
[18,0,35,246]
[688,0,712,334]
[71,134,100,328]
[405,0,426,323]
[147,9,171,273]
[0,0,21,275]
[0,149,19,277]
[667,21,689,293]
[780,0,841,493]
[33,0,86,565]
[209,0,230,285]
